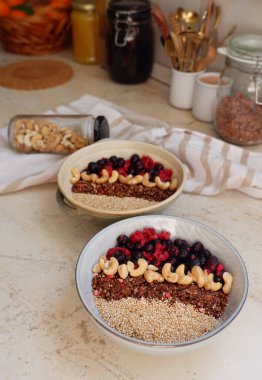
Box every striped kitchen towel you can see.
[0,93,261,198]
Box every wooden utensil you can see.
[194,44,217,71]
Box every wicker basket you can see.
[0,2,71,56]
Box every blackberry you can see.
[143,242,155,253]
[192,242,204,253]
[205,256,219,272]
[117,157,125,168]
[154,163,164,171]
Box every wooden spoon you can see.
[194,44,217,71]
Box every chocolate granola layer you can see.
[92,274,228,319]
[72,180,174,202]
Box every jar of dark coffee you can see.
[106,0,154,84]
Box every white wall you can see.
[153,0,262,70]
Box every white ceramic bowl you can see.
[57,140,186,223]
[76,215,248,355]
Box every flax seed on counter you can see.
[91,227,233,343]
[70,154,179,210]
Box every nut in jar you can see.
[8,114,110,154]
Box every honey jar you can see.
[71,0,100,64]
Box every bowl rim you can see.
[75,215,249,349]
[57,140,187,216]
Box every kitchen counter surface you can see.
[0,48,261,380]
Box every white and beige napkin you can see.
[0,94,261,198]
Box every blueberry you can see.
[169,257,178,266]
[130,154,140,164]
[202,248,212,258]
[132,250,143,260]
[214,275,223,283]
[189,253,198,262]
[143,242,155,253]
[97,158,108,167]
[128,166,138,176]
[174,238,188,247]
[113,251,126,263]
[199,255,207,267]
[125,240,134,250]
[109,155,118,163]
[135,162,144,172]
[116,234,129,246]
[192,242,204,253]
[117,157,125,167]
[190,259,201,268]
[168,245,179,256]
[87,162,98,174]
[206,256,219,272]
[178,248,189,260]
[154,163,164,171]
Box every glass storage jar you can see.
[106,0,154,84]
[215,35,262,145]
[71,0,100,64]
[8,115,109,154]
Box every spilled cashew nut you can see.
[144,270,164,283]
[155,176,171,190]
[118,174,133,184]
[176,264,193,285]
[70,167,81,184]
[162,263,178,283]
[103,257,119,275]
[203,271,222,291]
[142,173,156,188]
[169,177,178,191]
[108,170,119,184]
[127,175,143,185]
[222,272,233,294]
[118,264,129,279]
[97,169,109,184]
[92,262,102,274]
[191,266,205,288]
[127,258,148,277]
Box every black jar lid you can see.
[94,116,110,142]
[108,0,151,22]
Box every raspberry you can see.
[141,155,154,170]
[129,230,144,244]
[100,164,113,176]
[123,159,131,172]
[158,169,173,182]
[216,263,225,272]
[117,168,127,176]
[158,230,171,240]
[165,292,171,298]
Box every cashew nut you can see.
[99,256,107,270]
[90,173,99,182]
[118,174,133,184]
[108,170,119,184]
[127,175,143,185]
[148,264,158,271]
[155,176,171,190]
[191,266,205,288]
[176,264,193,285]
[169,177,178,191]
[222,272,233,294]
[81,172,92,181]
[118,264,129,279]
[92,262,102,274]
[97,169,109,184]
[103,257,119,275]
[144,270,164,283]
[203,271,222,292]
[70,167,81,184]
[127,258,148,277]
[142,173,156,188]
[162,263,178,283]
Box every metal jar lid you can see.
[107,0,151,24]
[72,0,96,11]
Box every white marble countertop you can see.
[0,48,262,380]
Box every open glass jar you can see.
[8,115,109,154]
[215,35,262,145]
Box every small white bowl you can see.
[57,140,186,222]
[76,215,248,355]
